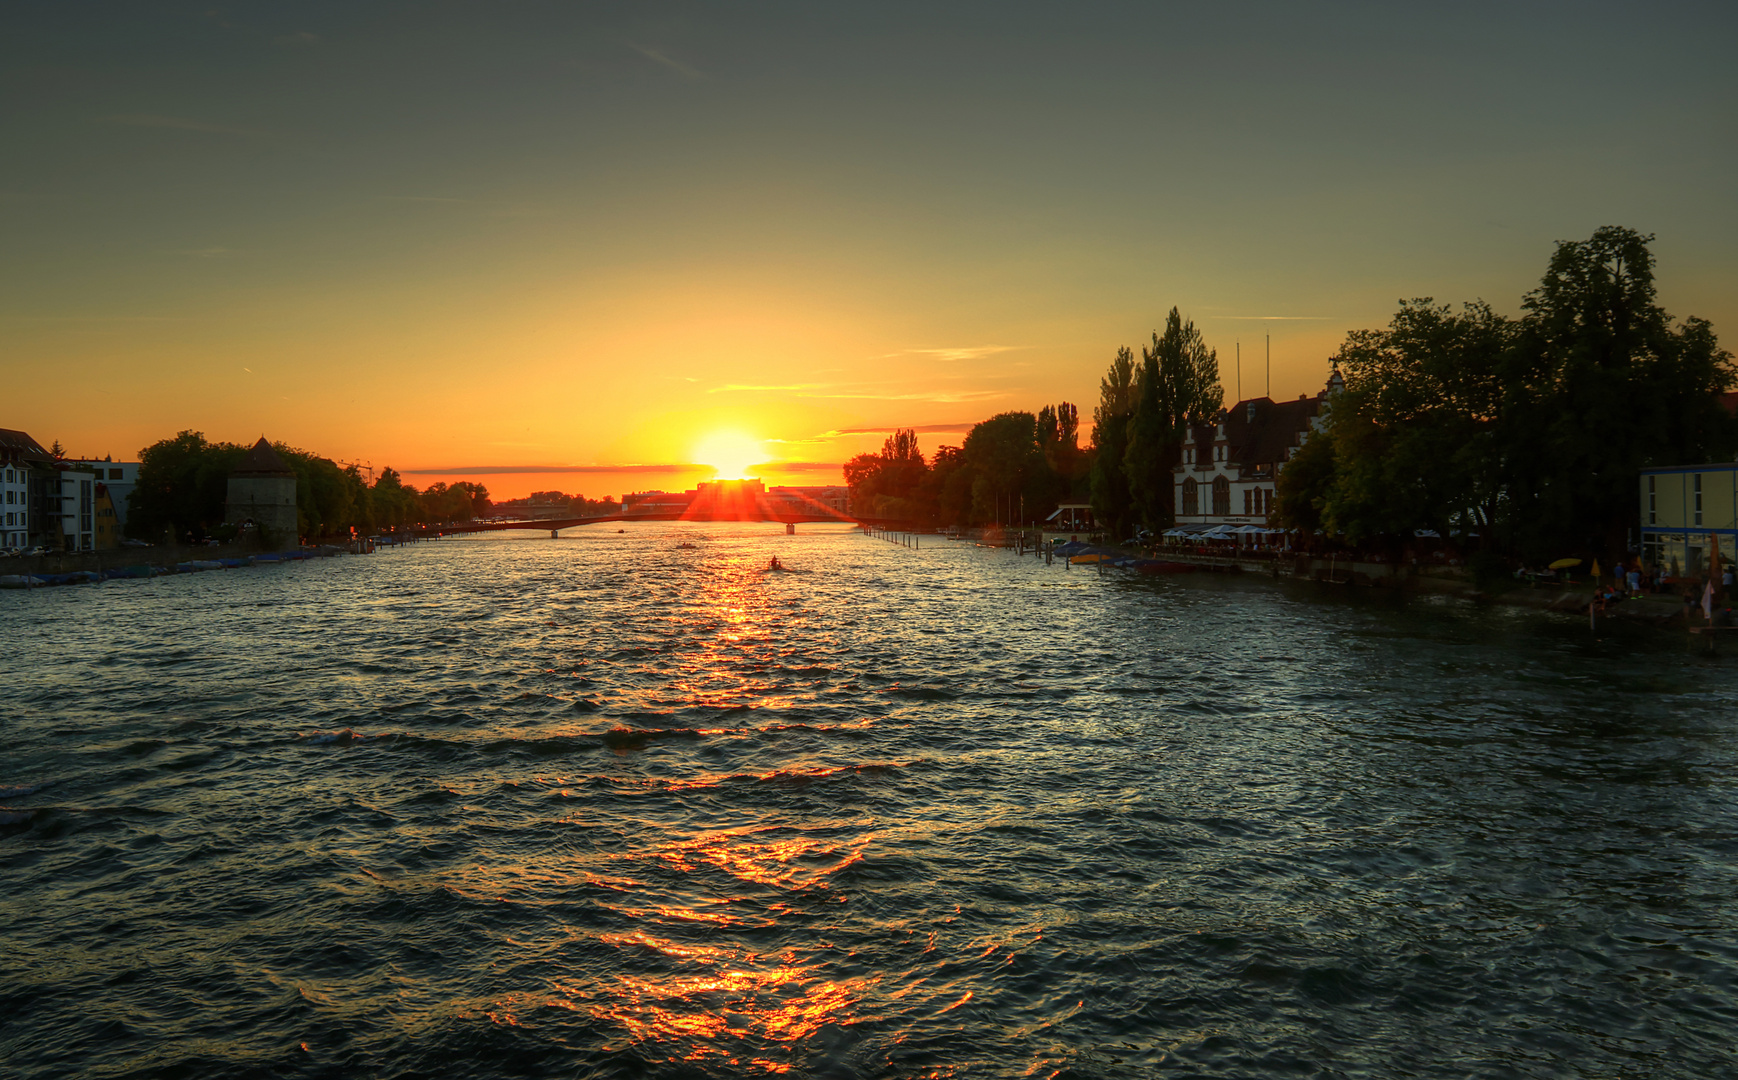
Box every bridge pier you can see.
[786,523,796,535]
[551,529,559,539]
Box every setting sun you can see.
[694,432,766,480]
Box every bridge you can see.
[409,510,920,538]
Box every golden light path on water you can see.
[3,523,1737,1078]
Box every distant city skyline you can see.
[6,2,1735,499]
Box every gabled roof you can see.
[233,437,294,477]
[0,428,52,463]
[1224,396,1321,467]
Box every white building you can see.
[1172,367,1344,533]
[73,459,140,528]
[2,462,28,550]
[1,427,54,551]
[54,470,97,552]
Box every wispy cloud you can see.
[176,247,236,259]
[801,388,1010,403]
[103,114,260,137]
[631,44,705,80]
[378,195,467,204]
[833,422,977,434]
[403,463,711,476]
[1208,315,1335,321]
[276,31,320,46]
[891,345,1021,362]
[706,383,826,394]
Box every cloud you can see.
[631,44,705,80]
[1207,315,1335,321]
[103,114,260,137]
[833,422,977,434]
[891,345,1021,362]
[706,383,826,394]
[276,31,320,46]
[177,247,236,258]
[757,461,843,472]
[800,388,1010,403]
[378,195,467,204]
[403,463,711,476]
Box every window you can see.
[1243,489,1252,515]
[1212,476,1230,516]
[1695,474,1703,526]
[4,513,11,526]
[110,468,123,480]
[1647,475,1656,524]
[1182,478,1199,516]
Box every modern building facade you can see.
[1639,463,1738,575]
[51,469,97,551]
[1172,367,1344,531]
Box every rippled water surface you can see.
[4,526,1737,1078]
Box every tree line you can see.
[843,407,1087,527]
[1274,227,1736,561]
[127,431,494,542]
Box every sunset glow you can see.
[695,432,766,481]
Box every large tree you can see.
[1089,346,1137,538]
[1505,226,1735,556]
[1320,300,1514,545]
[1124,308,1223,531]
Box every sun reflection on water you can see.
[586,927,873,1073]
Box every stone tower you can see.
[226,437,298,549]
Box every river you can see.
[2,525,1735,1078]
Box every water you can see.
[3,526,1735,1079]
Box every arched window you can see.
[1242,489,1253,515]
[1182,478,1199,517]
[1212,476,1230,516]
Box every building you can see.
[1,428,58,550]
[2,460,30,550]
[71,458,140,529]
[1639,463,1738,576]
[1045,500,1095,532]
[94,484,122,549]
[51,468,97,551]
[1172,367,1344,532]
[225,437,299,549]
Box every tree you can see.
[963,412,1046,525]
[1124,308,1224,532]
[1506,226,1735,557]
[1272,423,1336,538]
[1320,300,1514,546]
[1089,346,1137,539]
[127,431,247,541]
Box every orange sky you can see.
[7,4,1734,499]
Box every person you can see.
[1627,565,1642,594]
[768,555,782,571]
[1724,564,1734,590]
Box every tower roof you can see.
[233,437,294,477]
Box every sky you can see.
[5,1,1735,499]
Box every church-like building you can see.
[226,437,299,549]
[1172,367,1344,531]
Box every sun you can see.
[694,431,766,480]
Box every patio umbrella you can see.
[1548,558,1582,570]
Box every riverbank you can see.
[963,528,1698,630]
[0,541,377,589]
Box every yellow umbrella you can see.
[1591,559,1601,579]
[1548,558,1581,570]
